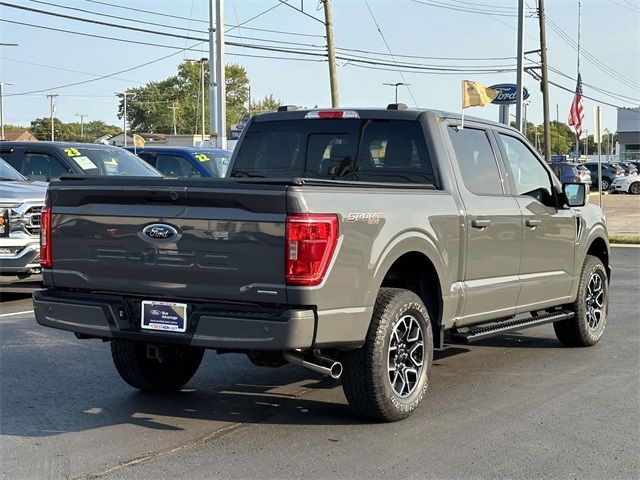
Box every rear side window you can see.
[22,152,69,181]
[231,119,434,184]
[447,127,503,195]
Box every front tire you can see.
[629,181,640,195]
[341,288,433,422]
[554,255,608,347]
[111,340,204,392]
[600,178,611,191]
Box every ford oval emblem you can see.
[142,223,179,242]
[489,83,530,105]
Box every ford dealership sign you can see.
[489,84,530,105]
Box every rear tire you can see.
[341,288,433,422]
[553,255,608,347]
[110,340,204,392]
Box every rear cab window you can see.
[231,118,435,185]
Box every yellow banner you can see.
[462,80,499,109]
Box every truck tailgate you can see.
[48,180,287,303]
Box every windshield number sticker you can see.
[194,153,210,162]
[64,148,81,157]
[71,155,97,171]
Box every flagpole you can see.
[461,80,465,130]
[576,1,581,160]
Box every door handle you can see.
[471,219,491,229]
[525,219,542,228]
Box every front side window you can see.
[499,134,553,203]
[447,127,503,195]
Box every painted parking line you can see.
[0,310,34,318]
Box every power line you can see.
[525,69,625,109]
[607,0,640,14]
[407,0,522,17]
[545,15,640,90]
[363,0,418,107]
[7,1,525,64]
[546,65,640,103]
[6,41,206,96]
[276,0,326,25]
[2,2,327,49]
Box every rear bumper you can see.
[33,289,316,350]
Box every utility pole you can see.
[208,0,219,147]
[0,81,14,141]
[538,0,552,162]
[201,58,206,143]
[169,102,178,135]
[76,113,87,141]
[322,0,339,107]
[115,91,130,147]
[215,0,227,148]
[46,94,58,141]
[515,0,525,133]
[555,103,559,156]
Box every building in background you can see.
[2,129,38,142]
[617,107,640,162]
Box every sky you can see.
[1,0,639,134]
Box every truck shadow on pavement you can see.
[0,333,565,438]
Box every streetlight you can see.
[186,58,208,143]
[382,82,410,104]
[0,81,14,141]
[76,113,88,141]
[604,128,612,162]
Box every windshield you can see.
[231,119,435,184]
[0,158,26,181]
[62,146,161,176]
[190,150,232,177]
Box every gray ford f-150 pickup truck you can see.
[34,105,610,422]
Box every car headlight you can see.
[0,203,22,238]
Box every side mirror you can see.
[563,182,587,207]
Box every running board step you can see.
[451,310,574,343]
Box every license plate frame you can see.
[141,301,188,333]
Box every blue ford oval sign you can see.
[489,84,530,105]
[142,223,179,242]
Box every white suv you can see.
[0,159,47,286]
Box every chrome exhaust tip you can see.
[283,351,342,379]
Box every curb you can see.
[610,244,640,248]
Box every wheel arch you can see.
[585,234,611,282]
[372,236,446,347]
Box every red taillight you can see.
[286,214,338,286]
[40,205,52,269]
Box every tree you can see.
[251,94,281,115]
[117,62,275,136]
[29,118,120,142]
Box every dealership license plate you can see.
[141,301,188,333]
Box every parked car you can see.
[34,106,609,422]
[616,162,639,176]
[577,164,592,184]
[126,146,232,178]
[580,162,624,190]
[0,158,46,286]
[0,142,161,181]
[611,175,640,195]
[626,160,640,172]
[549,162,580,184]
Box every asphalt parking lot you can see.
[1,247,638,480]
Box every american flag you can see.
[568,73,584,138]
